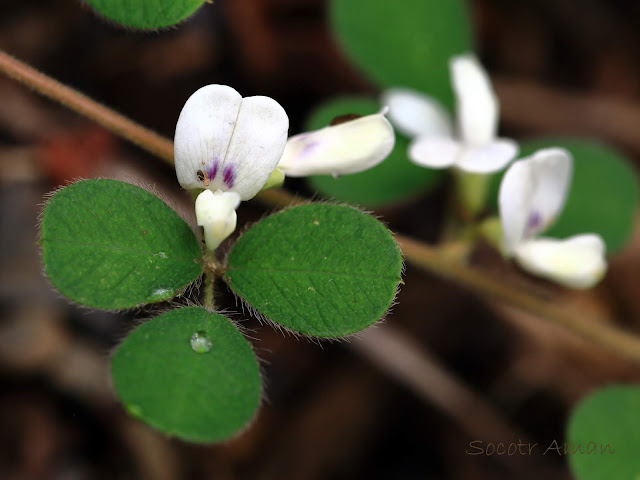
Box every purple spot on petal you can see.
[207,158,219,181]
[525,211,542,236]
[301,141,320,158]
[223,165,235,188]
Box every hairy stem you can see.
[0,49,174,164]
[397,234,640,364]
[3,49,640,364]
[203,272,215,310]
[202,251,219,310]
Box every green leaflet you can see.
[40,179,202,309]
[112,308,262,443]
[330,0,472,108]
[225,204,403,337]
[567,385,640,479]
[85,0,207,30]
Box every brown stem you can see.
[397,234,640,364]
[0,49,174,164]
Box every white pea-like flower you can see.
[195,190,241,250]
[382,54,518,174]
[174,84,289,250]
[276,109,395,178]
[498,148,607,289]
[174,84,289,200]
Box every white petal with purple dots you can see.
[499,148,572,254]
[174,84,289,200]
[498,147,606,288]
[277,110,395,177]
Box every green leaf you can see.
[41,179,202,309]
[85,0,207,30]
[112,307,261,443]
[225,204,403,337]
[489,138,639,254]
[330,0,472,108]
[567,385,640,480]
[305,97,444,206]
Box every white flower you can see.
[174,84,288,250]
[174,84,289,200]
[382,54,518,174]
[277,109,395,177]
[498,148,607,289]
[195,190,241,250]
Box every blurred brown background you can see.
[1,0,639,479]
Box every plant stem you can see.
[397,234,640,364]
[0,49,174,165]
[452,169,491,221]
[202,251,219,310]
[4,49,640,364]
[203,271,215,310]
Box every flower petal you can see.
[514,234,607,289]
[498,157,533,254]
[195,189,241,250]
[277,111,395,177]
[223,96,289,199]
[408,136,462,169]
[380,88,453,139]
[175,85,240,191]
[527,148,573,231]
[499,147,572,253]
[174,84,289,200]
[450,54,498,145]
[456,138,518,174]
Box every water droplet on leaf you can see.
[190,331,212,353]
[148,288,173,301]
